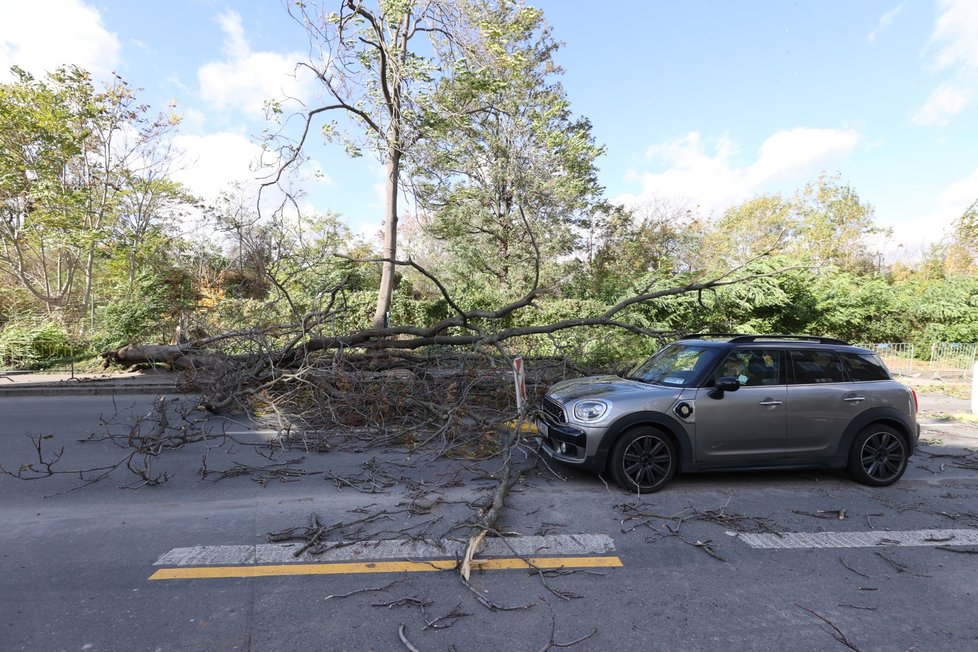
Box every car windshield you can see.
[626,344,721,387]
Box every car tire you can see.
[609,427,677,493]
[847,424,909,487]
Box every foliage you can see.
[278,0,515,329]
[2,14,978,371]
[0,321,73,369]
[0,64,190,328]
[943,199,978,276]
[94,274,180,350]
[411,0,605,298]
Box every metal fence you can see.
[0,336,83,375]
[854,341,976,379]
[929,342,978,379]
[854,343,917,376]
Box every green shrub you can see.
[0,322,73,369]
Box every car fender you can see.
[833,407,918,459]
[598,411,693,467]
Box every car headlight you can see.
[574,400,608,421]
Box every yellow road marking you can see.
[149,555,622,580]
[504,420,538,433]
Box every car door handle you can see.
[844,396,867,403]
[759,400,783,406]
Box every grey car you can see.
[535,334,919,492]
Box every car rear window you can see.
[841,352,891,381]
[789,350,847,384]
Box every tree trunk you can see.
[371,148,400,330]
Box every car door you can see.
[785,348,859,458]
[693,349,786,463]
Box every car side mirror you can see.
[709,376,741,399]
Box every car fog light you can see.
[557,442,568,454]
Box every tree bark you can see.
[371,148,400,330]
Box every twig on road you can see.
[796,604,862,652]
[538,600,598,651]
[324,579,404,601]
[398,624,420,652]
[839,557,871,579]
[875,551,932,578]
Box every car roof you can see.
[675,334,872,353]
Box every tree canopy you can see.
[1,2,977,371]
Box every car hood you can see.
[548,375,680,402]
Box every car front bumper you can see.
[535,415,606,471]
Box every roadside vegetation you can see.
[2,0,976,374]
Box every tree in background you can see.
[944,199,978,276]
[411,1,605,303]
[208,185,367,325]
[792,175,883,274]
[1,66,91,311]
[579,199,700,302]
[275,0,499,330]
[0,65,186,329]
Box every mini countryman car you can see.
[535,335,919,492]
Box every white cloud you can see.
[217,11,250,61]
[618,128,860,214]
[890,167,978,248]
[913,81,971,125]
[171,131,330,202]
[867,2,906,44]
[747,128,861,185]
[171,132,267,201]
[197,10,312,116]
[938,167,978,214]
[0,0,120,82]
[915,0,978,126]
[929,0,978,70]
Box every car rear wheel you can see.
[609,427,677,493]
[847,424,908,487]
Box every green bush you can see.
[0,322,73,369]
[95,276,174,350]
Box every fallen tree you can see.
[102,252,794,405]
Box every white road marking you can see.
[223,430,281,436]
[155,534,616,566]
[739,528,978,549]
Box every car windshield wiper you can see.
[627,375,657,385]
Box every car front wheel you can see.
[609,427,677,493]
[848,424,908,487]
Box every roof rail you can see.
[727,334,850,345]
[683,333,750,340]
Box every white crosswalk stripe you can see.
[739,528,978,549]
[154,533,616,566]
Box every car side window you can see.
[715,349,781,386]
[789,350,847,384]
[841,353,890,381]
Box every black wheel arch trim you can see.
[833,407,918,459]
[598,411,692,468]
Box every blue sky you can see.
[2,0,977,258]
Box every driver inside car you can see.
[718,355,749,386]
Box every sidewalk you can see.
[0,368,187,397]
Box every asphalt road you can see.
[2,394,978,651]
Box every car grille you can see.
[542,396,566,423]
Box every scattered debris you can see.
[796,604,862,652]
[839,558,871,579]
[875,551,932,578]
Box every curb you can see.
[0,383,190,398]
